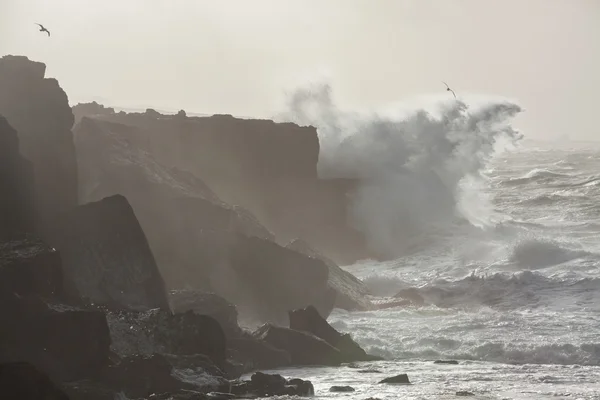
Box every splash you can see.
[279,83,523,258]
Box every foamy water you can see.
[263,90,600,399]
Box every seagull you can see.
[35,23,50,36]
[442,81,456,99]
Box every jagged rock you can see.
[231,372,314,397]
[289,305,382,363]
[252,324,342,366]
[105,309,226,368]
[50,195,169,311]
[330,385,355,392]
[227,335,292,371]
[73,110,373,265]
[0,116,35,239]
[0,55,78,231]
[286,239,372,311]
[0,362,69,400]
[72,101,115,124]
[170,290,241,338]
[379,374,410,384]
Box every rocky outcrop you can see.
[0,56,77,230]
[73,110,373,264]
[72,101,115,124]
[289,305,382,363]
[50,195,169,311]
[286,239,372,311]
[0,362,70,400]
[0,237,111,382]
[231,372,314,397]
[0,116,35,239]
[252,324,342,366]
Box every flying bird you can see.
[442,81,456,99]
[35,23,50,36]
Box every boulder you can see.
[252,324,342,366]
[330,386,355,392]
[286,239,372,311]
[434,360,459,365]
[0,55,78,231]
[0,362,69,400]
[379,374,410,384]
[289,305,382,363]
[170,290,241,338]
[50,194,170,311]
[227,335,292,371]
[231,372,314,397]
[0,116,35,239]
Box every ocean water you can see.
[251,141,600,399]
[261,89,600,399]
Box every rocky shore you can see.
[0,55,382,399]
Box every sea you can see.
[252,91,600,399]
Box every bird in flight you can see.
[442,82,456,99]
[35,23,50,36]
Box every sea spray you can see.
[278,83,523,258]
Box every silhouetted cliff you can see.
[73,108,372,264]
[0,55,78,232]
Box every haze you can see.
[1,0,599,140]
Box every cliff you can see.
[72,107,372,264]
[0,56,78,232]
[0,116,35,239]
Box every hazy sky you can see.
[1,0,599,139]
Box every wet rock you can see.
[252,323,342,366]
[170,290,241,338]
[434,359,459,365]
[289,305,382,362]
[0,362,69,400]
[357,369,382,373]
[231,372,314,397]
[50,195,170,311]
[379,374,410,384]
[0,116,35,239]
[330,385,356,392]
[0,55,78,231]
[227,335,292,370]
[456,391,475,396]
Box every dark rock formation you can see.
[289,305,381,363]
[0,116,35,239]
[0,362,69,400]
[379,374,410,384]
[72,101,115,124]
[231,372,314,397]
[330,385,355,392]
[50,195,169,311]
[227,335,291,371]
[434,359,459,365]
[456,391,476,396]
[286,239,372,311]
[0,55,78,230]
[73,109,374,265]
[252,324,342,366]
[170,290,241,338]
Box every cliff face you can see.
[0,56,78,231]
[0,116,35,239]
[73,109,371,264]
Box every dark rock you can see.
[330,385,355,392]
[0,362,69,400]
[72,101,115,124]
[228,335,291,371]
[434,359,459,365]
[252,323,342,366]
[357,369,382,374]
[170,290,241,338]
[0,116,35,239]
[62,380,116,400]
[286,239,372,311]
[206,393,235,400]
[231,372,314,397]
[50,194,170,311]
[0,55,78,231]
[73,109,374,265]
[456,391,475,396]
[289,305,382,362]
[379,374,410,384]
[0,236,64,298]
[106,309,226,368]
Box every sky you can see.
[1,0,599,140]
